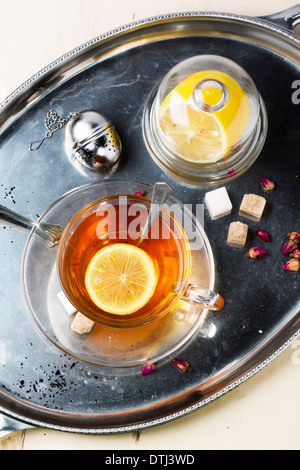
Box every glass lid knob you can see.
[193,79,229,112]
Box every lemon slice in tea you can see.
[85,243,158,315]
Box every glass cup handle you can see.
[173,283,224,311]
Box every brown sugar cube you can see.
[71,312,95,335]
[239,194,266,221]
[227,221,248,248]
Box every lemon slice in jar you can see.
[85,243,158,315]
[158,70,251,163]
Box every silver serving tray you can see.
[0,6,300,435]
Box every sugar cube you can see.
[227,221,248,248]
[204,186,233,220]
[239,193,266,221]
[57,291,77,316]
[71,312,95,335]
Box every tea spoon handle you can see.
[137,182,172,247]
[0,204,63,247]
[0,204,39,232]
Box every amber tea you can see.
[58,196,190,327]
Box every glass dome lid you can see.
[143,55,268,187]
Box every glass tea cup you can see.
[57,192,223,328]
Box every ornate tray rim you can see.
[1,9,300,129]
[0,8,300,435]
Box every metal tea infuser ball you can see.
[30,109,122,179]
[65,110,122,178]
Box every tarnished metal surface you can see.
[0,9,299,433]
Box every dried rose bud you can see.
[227,169,236,178]
[260,176,275,192]
[141,363,156,376]
[172,359,192,373]
[256,228,271,242]
[245,247,267,259]
[290,249,300,259]
[130,190,147,202]
[282,239,297,255]
[281,259,300,272]
[288,231,300,241]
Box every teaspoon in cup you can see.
[136,182,172,247]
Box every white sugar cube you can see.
[57,291,77,316]
[204,187,232,220]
